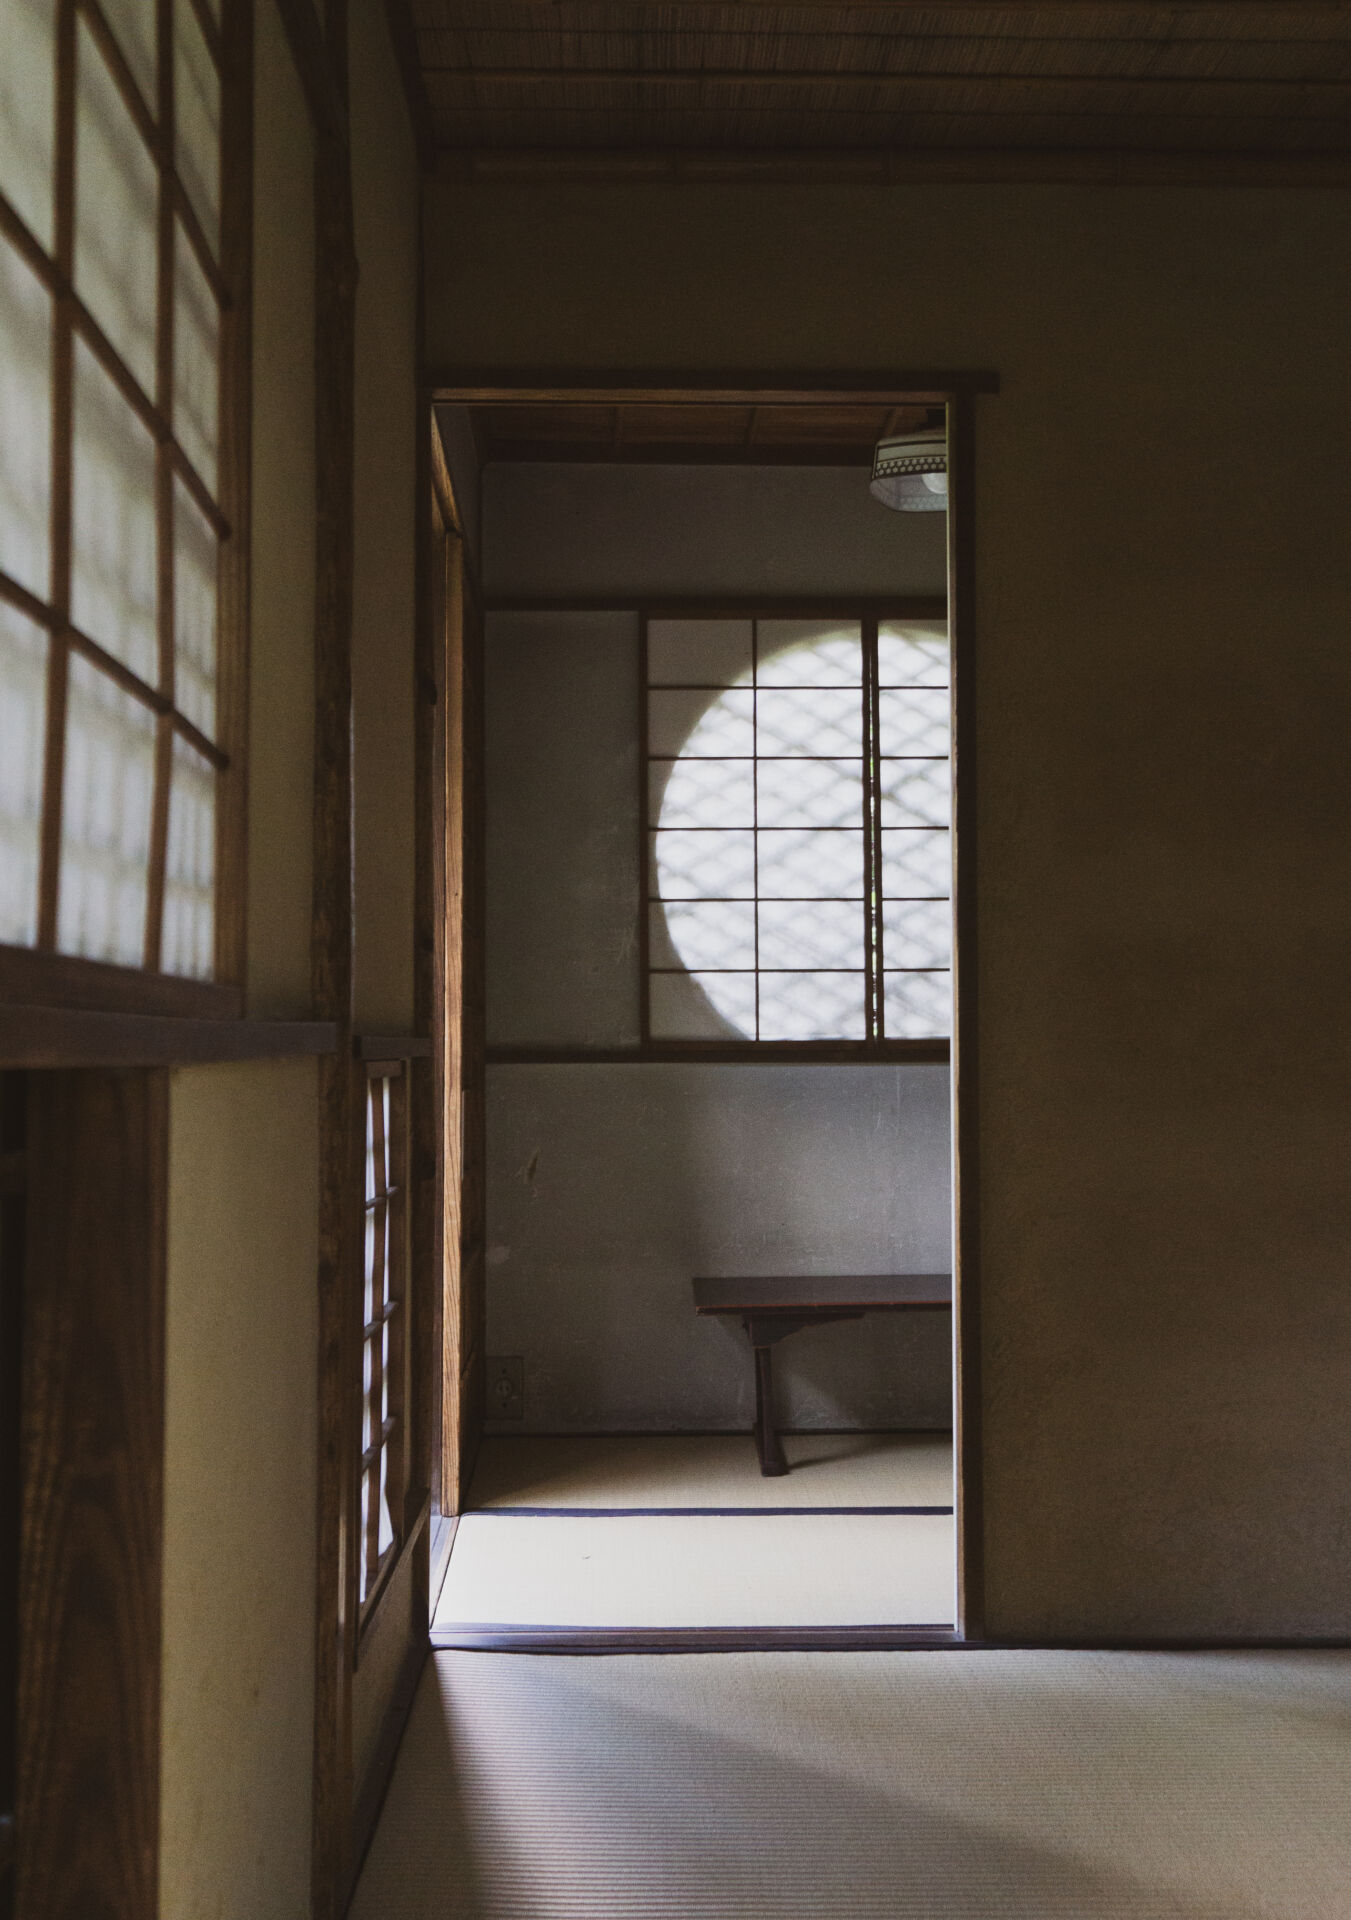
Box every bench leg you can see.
[753,1345,788,1476]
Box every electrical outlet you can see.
[487,1355,524,1420]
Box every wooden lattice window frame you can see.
[358,1058,409,1619]
[641,604,953,1054]
[0,0,250,1019]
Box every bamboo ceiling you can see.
[406,2,1351,178]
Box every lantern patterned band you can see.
[870,431,948,513]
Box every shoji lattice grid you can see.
[645,615,951,1043]
[0,0,235,977]
[360,1063,407,1610]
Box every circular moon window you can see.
[648,618,952,1043]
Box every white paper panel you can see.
[880,828,952,899]
[756,686,862,757]
[757,828,865,899]
[877,686,950,757]
[649,687,753,758]
[654,899,756,972]
[71,337,158,681]
[0,600,48,944]
[75,16,158,397]
[879,759,950,828]
[652,826,755,901]
[758,970,867,1041]
[58,653,156,964]
[646,619,751,689]
[649,969,756,1041]
[0,0,56,247]
[757,898,865,972]
[0,236,53,600]
[884,970,952,1039]
[98,0,157,111]
[881,898,952,970]
[878,621,949,688]
[173,477,216,738]
[654,757,753,830]
[756,757,864,830]
[162,733,214,977]
[174,217,218,491]
[756,622,862,687]
[175,0,219,244]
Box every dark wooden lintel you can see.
[356,1033,434,1059]
[0,1007,337,1068]
[429,369,1000,404]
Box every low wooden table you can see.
[693,1273,953,1477]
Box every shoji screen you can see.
[0,0,245,1001]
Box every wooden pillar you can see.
[16,1070,169,1920]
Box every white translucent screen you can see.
[57,654,156,965]
[653,621,953,1040]
[71,339,158,680]
[74,16,158,396]
[162,734,215,976]
[175,0,220,243]
[0,601,48,944]
[0,238,52,599]
[173,478,217,736]
[0,0,56,248]
[175,221,218,491]
[99,0,157,110]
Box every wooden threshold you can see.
[430,1624,959,1653]
[0,1006,337,1068]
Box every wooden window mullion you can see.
[145,0,178,969]
[863,614,883,1040]
[383,1071,407,1544]
[37,0,80,951]
[363,1080,388,1593]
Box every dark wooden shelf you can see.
[0,1005,338,1068]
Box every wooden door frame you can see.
[424,411,486,1519]
[425,369,996,1640]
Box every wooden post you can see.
[17,1070,169,1920]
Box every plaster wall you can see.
[160,1059,318,1920]
[482,460,947,599]
[428,181,1351,1636]
[488,1064,952,1432]
[484,464,953,1431]
[157,18,321,1917]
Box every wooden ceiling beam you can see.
[430,372,1000,401]
[436,145,1351,183]
[422,2,1351,12]
[425,67,1351,103]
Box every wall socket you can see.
[487,1355,524,1420]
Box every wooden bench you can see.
[692,1273,953,1476]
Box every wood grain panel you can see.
[16,1070,168,1920]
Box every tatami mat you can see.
[352,1648,1351,1918]
[468,1431,953,1510]
[434,1512,954,1629]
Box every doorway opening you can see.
[423,378,985,1647]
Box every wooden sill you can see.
[0,1004,337,1067]
[0,943,242,1018]
[356,1490,432,1668]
